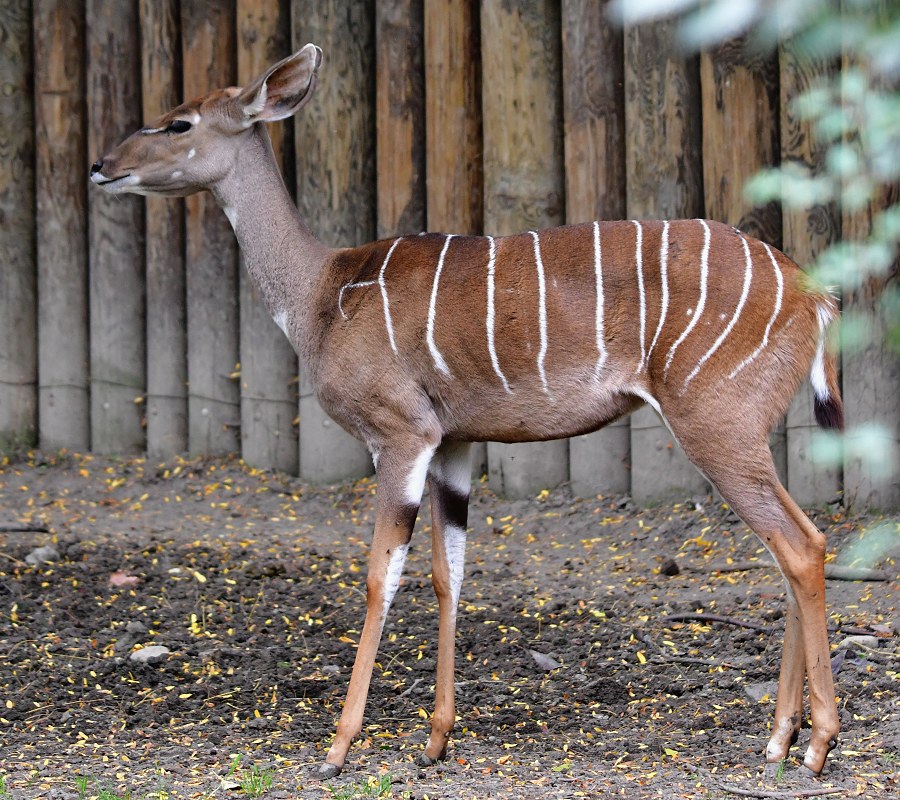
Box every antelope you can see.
[91,45,843,778]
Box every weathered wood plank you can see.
[86,0,145,453]
[237,0,299,474]
[481,0,568,499]
[0,0,36,448]
[292,0,375,482]
[182,1,240,455]
[140,0,187,459]
[562,0,629,498]
[376,0,425,238]
[424,0,485,477]
[779,44,841,506]
[34,0,90,452]
[624,18,708,502]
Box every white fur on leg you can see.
[406,446,437,506]
[443,524,467,608]
[382,543,410,619]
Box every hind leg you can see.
[664,418,839,773]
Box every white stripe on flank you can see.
[646,221,670,363]
[530,230,550,395]
[379,238,403,355]
[485,236,512,393]
[729,242,784,379]
[634,220,647,372]
[427,235,455,376]
[593,221,607,377]
[683,232,754,390]
[338,279,377,319]
[664,219,710,379]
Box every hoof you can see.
[797,764,821,779]
[763,761,786,780]
[316,762,342,780]
[416,752,436,768]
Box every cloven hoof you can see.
[316,762,342,780]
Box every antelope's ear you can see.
[236,43,322,124]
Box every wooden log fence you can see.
[0,0,895,510]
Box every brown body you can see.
[91,46,843,779]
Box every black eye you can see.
[167,120,192,134]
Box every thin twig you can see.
[0,524,50,533]
[691,560,892,582]
[398,677,423,698]
[714,783,846,798]
[662,613,776,634]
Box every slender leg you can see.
[317,440,437,778]
[419,442,471,765]
[765,598,805,770]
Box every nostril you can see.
[90,160,103,175]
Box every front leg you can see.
[318,440,438,778]
[420,442,471,765]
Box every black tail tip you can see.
[814,396,844,431]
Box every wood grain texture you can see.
[0,0,36,447]
[141,0,187,458]
[183,1,241,455]
[292,0,375,482]
[424,0,482,235]
[780,44,840,506]
[481,0,568,498]
[34,0,90,451]
[87,0,146,453]
[376,0,425,237]
[238,0,299,474]
[624,18,708,502]
[562,0,629,497]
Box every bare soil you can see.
[0,452,897,799]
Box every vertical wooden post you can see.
[376,0,425,238]
[182,2,240,456]
[702,38,789,491]
[842,1,900,510]
[237,0,299,474]
[424,0,485,476]
[780,44,840,506]
[141,0,188,459]
[562,0,629,498]
[34,0,90,452]
[624,19,708,503]
[87,0,146,453]
[0,1,36,448]
[292,0,375,482]
[481,0,568,499]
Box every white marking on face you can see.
[485,236,512,393]
[683,232,753,391]
[381,543,410,619]
[646,220,669,365]
[188,148,196,160]
[665,219,710,379]
[379,238,403,355]
[634,220,647,372]
[188,111,201,125]
[223,206,238,227]
[530,230,551,395]
[443,524,467,608]
[729,242,784,379]
[140,126,165,135]
[406,446,436,506]
[272,310,289,338]
[429,442,472,497]
[427,235,454,376]
[172,170,183,179]
[593,221,607,377]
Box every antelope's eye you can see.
[167,120,192,134]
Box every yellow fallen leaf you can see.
[637,651,647,664]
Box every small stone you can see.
[659,558,680,576]
[25,545,60,565]
[126,621,148,634]
[838,635,878,651]
[744,681,778,702]
[529,650,562,671]
[129,645,170,664]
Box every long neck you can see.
[211,125,332,357]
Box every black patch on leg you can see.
[395,503,419,537]
[436,483,469,530]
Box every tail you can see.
[810,300,844,431]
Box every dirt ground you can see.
[0,451,897,800]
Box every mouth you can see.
[90,172,141,192]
